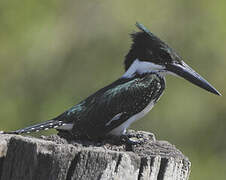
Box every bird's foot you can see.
[120,130,156,146]
[120,134,144,145]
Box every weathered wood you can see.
[0,130,190,180]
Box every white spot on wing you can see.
[105,112,123,126]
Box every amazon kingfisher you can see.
[1,23,221,140]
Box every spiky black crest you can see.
[124,22,182,71]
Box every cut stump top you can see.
[0,130,191,180]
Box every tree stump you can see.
[0,130,190,180]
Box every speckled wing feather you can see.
[60,73,165,139]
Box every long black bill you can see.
[166,61,221,96]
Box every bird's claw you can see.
[120,134,144,145]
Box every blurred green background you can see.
[0,0,225,179]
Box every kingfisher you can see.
[1,23,221,140]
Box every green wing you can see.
[62,74,164,139]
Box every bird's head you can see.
[123,22,221,96]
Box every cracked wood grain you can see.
[0,130,190,180]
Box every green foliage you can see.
[0,1,225,179]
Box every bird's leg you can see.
[120,134,140,145]
[120,130,156,145]
[120,133,144,145]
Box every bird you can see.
[1,22,221,140]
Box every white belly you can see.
[108,101,155,136]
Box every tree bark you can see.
[0,130,190,180]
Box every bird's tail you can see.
[0,120,67,135]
